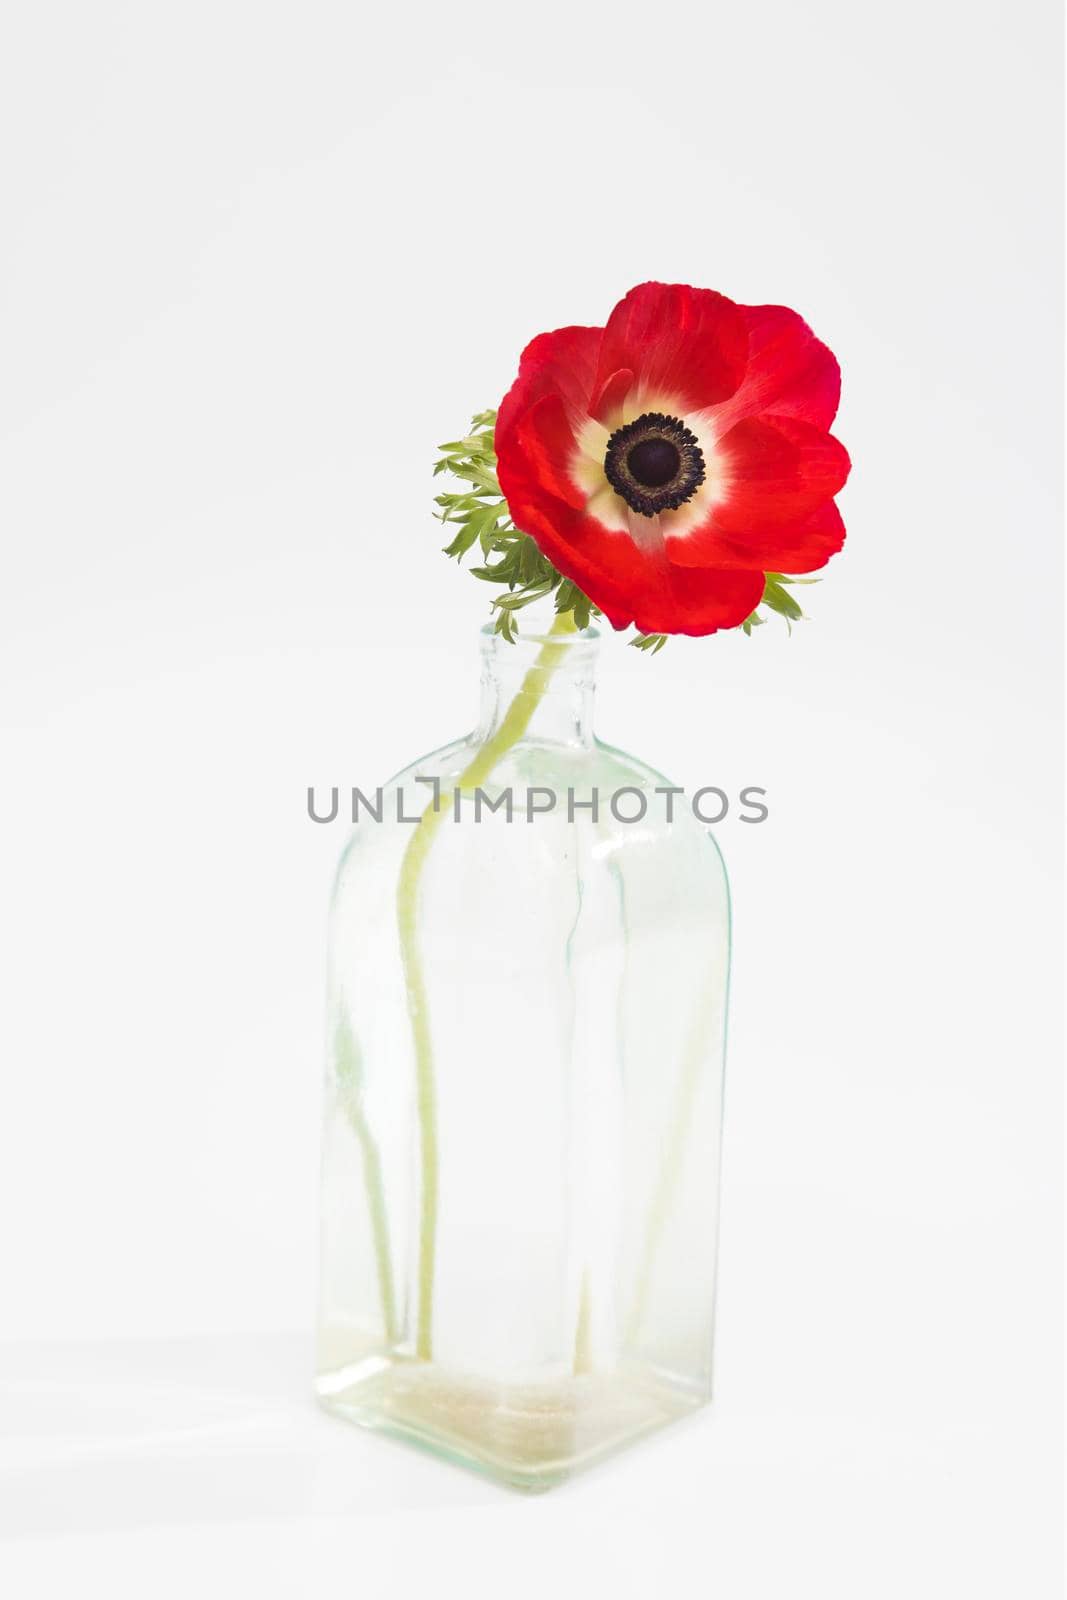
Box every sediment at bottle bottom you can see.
[316,1357,706,1491]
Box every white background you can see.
[1,0,1062,1593]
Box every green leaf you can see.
[441,521,481,560]
[493,579,556,610]
[762,575,805,625]
[630,632,668,654]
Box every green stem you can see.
[398,612,577,1360]
[573,1268,594,1375]
[352,1112,399,1344]
[333,1014,399,1344]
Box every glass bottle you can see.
[316,611,730,1490]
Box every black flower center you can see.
[603,412,706,517]
[627,437,680,488]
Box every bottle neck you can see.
[474,617,599,751]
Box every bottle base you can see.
[316,1356,708,1492]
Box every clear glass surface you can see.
[316,619,730,1490]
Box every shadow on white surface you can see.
[0,1332,493,1537]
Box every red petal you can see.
[713,304,842,431]
[516,394,586,511]
[496,325,600,534]
[755,501,846,573]
[667,490,848,575]
[664,412,849,571]
[670,499,847,573]
[594,282,747,413]
[632,564,765,637]
[496,325,600,445]
[715,414,850,528]
[589,367,634,426]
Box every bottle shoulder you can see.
[384,730,688,791]
[331,729,728,904]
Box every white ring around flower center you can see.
[570,395,728,546]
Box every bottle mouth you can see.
[478,609,600,692]
[478,598,601,653]
[479,621,601,674]
[480,619,601,646]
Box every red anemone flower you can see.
[495,282,850,636]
